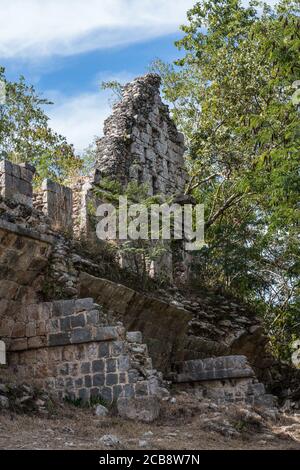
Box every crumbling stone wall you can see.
[96,74,188,195]
[79,273,192,373]
[0,159,169,404]
[172,356,276,407]
[0,160,35,207]
[34,179,73,233]
[0,298,163,402]
[2,297,166,403]
[0,211,53,335]
[0,73,282,410]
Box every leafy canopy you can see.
[151,0,300,358]
[0,67,82,184]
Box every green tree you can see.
[152,0,300,358]
[0,67,82,184]
[93,178,171,286]
[100,80,123,105]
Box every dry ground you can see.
[1,393,300,450]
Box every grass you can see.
[63,394,109,409]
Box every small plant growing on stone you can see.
[64,395,109,409]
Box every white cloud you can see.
[48,91,110,153]
[0,0,280,59]
[47,71,135,153]
[23,0,279,152]
[0,0,195,59]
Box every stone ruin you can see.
[0,74,278,418]
[96,74,188,195]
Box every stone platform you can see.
[1,298,166,404]
[172,356,277,407]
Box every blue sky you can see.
[0,0,277,153]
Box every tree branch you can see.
[205,192,245,229]
[185,172,219,194]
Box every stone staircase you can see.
[1,298,167,404]
[171,355,277,408]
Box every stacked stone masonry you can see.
[0,157,277,408]
[0,74,280,410]
[96,74,188,195]
[172,357,277,407]
[34,179,73,233]
[0,160,35,207]
[2,298,165,403]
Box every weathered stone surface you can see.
[99,434,122,447]
[254,394,277,409]
[96,74,188,196]
[126,331,143,343]
[70,328,92,344]
[94,404,109,417]
[117,396,160,422]
[2,289,167,405]
[1,297,123,353]
[0,395,9,408]
[79,272,192,373]
[0,340,6,364]
[94,327,119,342]
[49,333,71,347]
[37,179,73,233]
[0,160,35,206]
[75,298,94,312]
[173,356,255,383]
[0,86,285,412]
[291,340,300,369]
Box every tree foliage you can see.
[0,67,82,184]
[152,0,300,358]
[93,178,170,287]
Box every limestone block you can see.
[145,148,156,162]
[10,338,28,351]
[95,404,109,417]
[149,251,173,281]
[131,127,140,139]
[41,179,73,233]
[12,322,26,338]
[79,272,192,373]
[28,336,46,349]
[94,326,119,342]
[177,132,185,144]
[0,395,9,408]
[74,298,94,312]
[52,299,75,317]
[48,332,71,347]
[0,160,34,206]
[126,331,143,343]
[130,142,144,156]
[117,396,160,422]
[140,132,151,145]
[129,164,141,180]
[0,340,6,364]
[174,356,255,383]
[291,339,300,368]
[155,140,168,156]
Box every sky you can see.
[0,0,278,153]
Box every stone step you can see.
[171,355,255,383]
[2,297,168,406]
[171,355,277,408]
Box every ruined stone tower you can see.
[0,74,276,414]
[95,74,188,196]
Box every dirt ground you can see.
[1,394,300,450]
